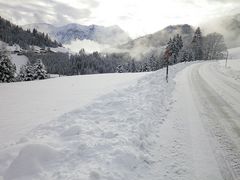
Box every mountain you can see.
[121,24,194,50]
[0,16,61,48]
[23,23,131,46]
[201,13,240,48]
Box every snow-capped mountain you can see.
[23,23,131,46]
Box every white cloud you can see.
[0,0,239,38]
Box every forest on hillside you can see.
[0,16,61,49]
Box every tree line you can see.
[0,26,228,83]
[23,27,227,77]
[164,27,227,64]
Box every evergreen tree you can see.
[176,34,183,51]
[191,27,203,60]
[18,60,48,81]
[165,35,183,64]
[33,59,48,80]
[0,16,61,49]
[131,60,136,72]
[116,65,124,73]
[0,51,16,82]
[18,63,35,81]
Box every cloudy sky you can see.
[0,0,239,38]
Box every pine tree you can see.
[18,60,48,81]
[33,59,48,80]
[18,63,35,81]
[165,35,183,64]
[176,34,183,51]
[191,27,203,60]
[0,51,16,82]
[116,65,125,73]
[131,59,136,72]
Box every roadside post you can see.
[164,48,171,83]
[225,50,229,68]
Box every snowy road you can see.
[168,60,240,180]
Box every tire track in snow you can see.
[190,63,240,180]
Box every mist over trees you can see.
[22,27,227,78]
[164,27,227,64]
[203,32,227,60]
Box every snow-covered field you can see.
[0,73,147,145]
[0,62,192,180]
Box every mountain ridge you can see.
[119,24,195,53]
[23,23,131,46]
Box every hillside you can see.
[121,24,194,50]
[0,16,61,49]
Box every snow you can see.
[229,46,240,59]
[1,49,240,179]
[0,73,147,144]
[50,46,70,53]
[10,54,28,73]
[165,58,240,179]
[0,62,191,180]
[4,144,60,180]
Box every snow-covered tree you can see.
[177,48,195,62]
[0,50,16,83]
[33,59,48,80]
[18,63,35,81]
[191,27,203,60]
[203,32,227,60]
[18,59,48,81]
[165,34,183,64]
[131,60,136,72]
[116,65,125,73]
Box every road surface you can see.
[168,60,240,180]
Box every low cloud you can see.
[0,0,95,26]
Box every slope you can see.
[0,16,60,48]
[121,24,194,49]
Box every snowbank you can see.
[229,47,240,59]
[0,62,193,180]
[10,54,28,73]
[4,144,60,180]
[0,72,147,144]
